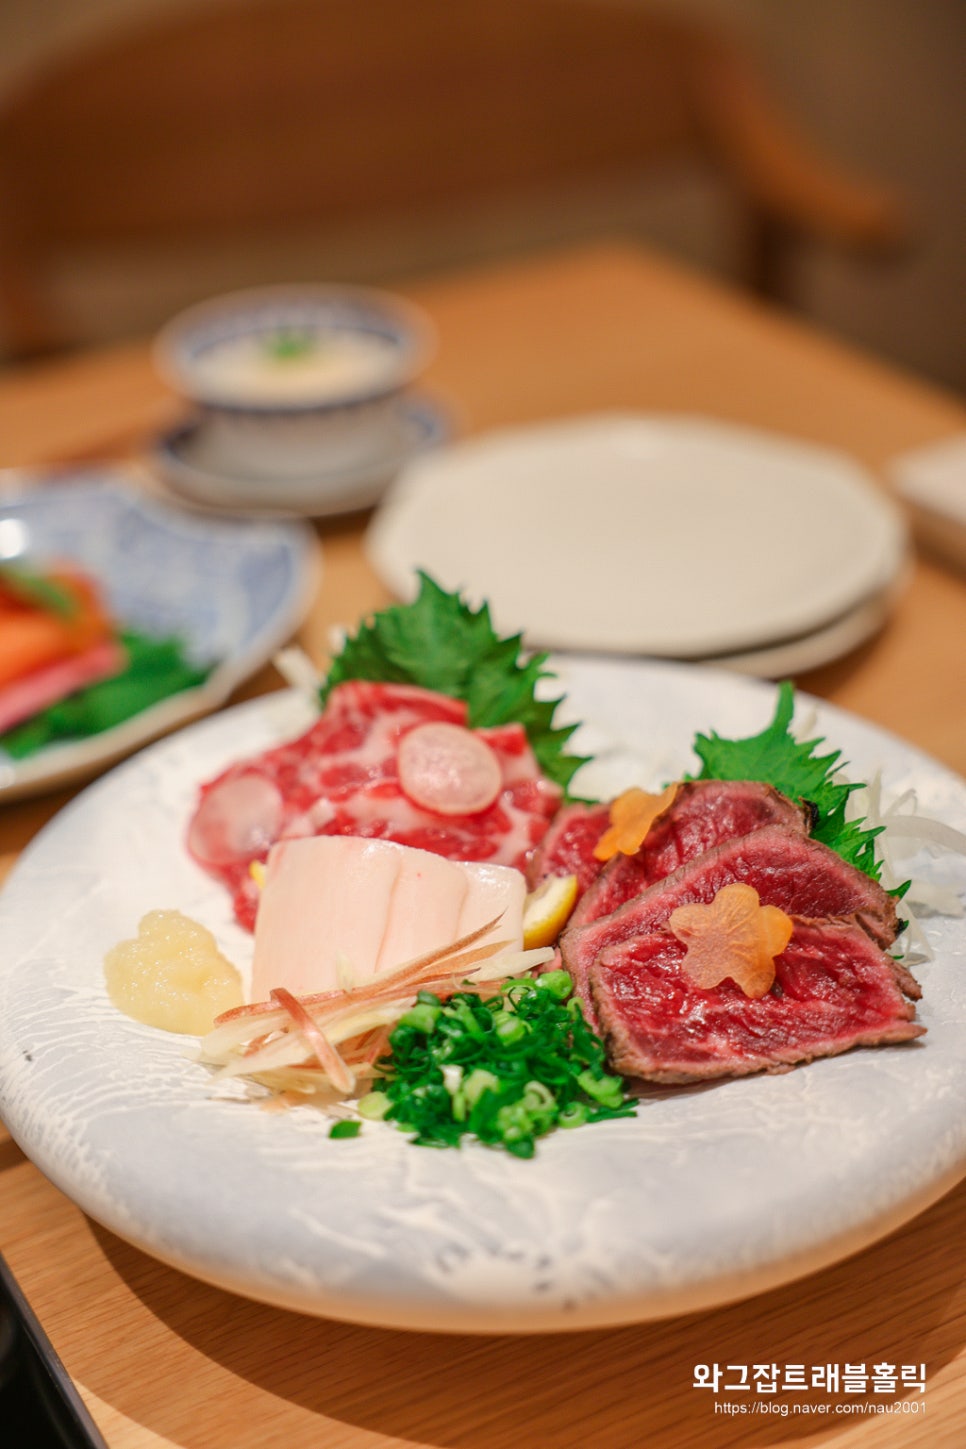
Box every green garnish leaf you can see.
[375,974,636,1158]
[263,328,316,361]
[321,572,589,792]
[0,630,214,759]
[0,561,79,618]
[689,680,887,883]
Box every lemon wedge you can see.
[523,873,579,950]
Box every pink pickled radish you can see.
[397,721,502,816]
[187,773,284,867]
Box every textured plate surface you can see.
[0,471,318,799]
[0,661,964,1333]
[367,414,909,658]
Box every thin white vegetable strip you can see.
[201,929,554,1094]
[202,916,510,1057]
[212,1003,411,1078]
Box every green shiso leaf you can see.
[0,560,79,618]
[689,680,890,885]
[0,630,214,759]
[320,572,589,792]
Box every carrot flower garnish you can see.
[593,783,680,861]
[668,883,794,998]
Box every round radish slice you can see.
[187,773,284,867]
[397,722,502,816]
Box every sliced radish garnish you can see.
[187,773,284,867]
[397,721,502,816]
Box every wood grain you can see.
[0,242,964,1447]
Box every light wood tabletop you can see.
[1,243,964,1448]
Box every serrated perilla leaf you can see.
[320,572,589,793]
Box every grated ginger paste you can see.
[104,909,243,1035]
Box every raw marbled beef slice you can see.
[187,680,562,929]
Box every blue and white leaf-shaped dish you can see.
[0,469,319,801]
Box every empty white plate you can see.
[367,415,909,660]
[889,431,966,573]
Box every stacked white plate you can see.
[366,415,910,677]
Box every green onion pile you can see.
[347,971,636,1158]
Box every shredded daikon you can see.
[272,645,323,701]
[846,769,966,960]
[794,695,965,961]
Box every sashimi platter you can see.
[1,575,964,1332]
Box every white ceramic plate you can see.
[0,471,319,800]
[1,661,963,1333]
[712,574,907,678]
[151,395,450,517]
[889,432,966,574]
[367,415,909,659]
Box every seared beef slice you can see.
[591,917,923,1083]
[559,822,918,1082]
[570,780,811,926]
[560,822,900,1008]
[526,800,612,892]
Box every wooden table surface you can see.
[1,243,964,1447]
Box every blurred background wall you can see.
[0,0,962,390]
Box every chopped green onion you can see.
[558,1102,590,1129]
[357,1091,390,1120]
[521,1081,555,1113]
[536,969,574,1000]
[463,1068,499,1106]
[399,1002,441,1034]
[373,975,636,1157]
[492,1010,528,1045]
[576,1070,626,1108]
[329,1119,361,1139]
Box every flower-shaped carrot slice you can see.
[668,882,794,998]
[593,783,680,862]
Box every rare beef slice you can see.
[569,779,812,926]
[530,779,810,922]
[590,915,923,1083]
[559,823,899,1016]
[526,799,612,892]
